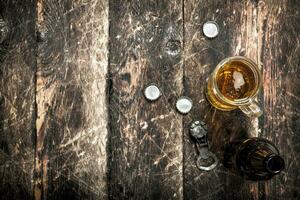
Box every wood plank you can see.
[183,1,262,199]
[258,0,300,199]
[108,1,183,199]
[0,0,36,199]
[35,0,108,199]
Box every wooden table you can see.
[0,0,299,199]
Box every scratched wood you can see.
[0,1,300,200]
[183,0,262,199]
[35,0,108,199]
[108,0,183,199]
[259,0,300,199]
[0,0,36,199]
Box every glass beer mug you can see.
[206,56,262,117]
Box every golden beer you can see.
[206,56,262,117]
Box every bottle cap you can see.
[176,96,193,114]
[203,21,219,38]
[144,84,161,101]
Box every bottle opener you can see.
[190,121,218,171]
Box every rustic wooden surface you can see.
[0,0,299,200]
[260,1,300,199]
[0,0,36,199]
[108,1,183,199]
[35,0,108,199]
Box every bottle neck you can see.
[235,138,285,180]
[264,154,285,174]
[248,149,284,174]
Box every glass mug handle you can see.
[239,100,262,117]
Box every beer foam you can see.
[233,71,245,90]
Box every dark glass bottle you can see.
[224,137,285,180]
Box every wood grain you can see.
[0,1,299,200]
[0,0,36,199]
[259,0,300,199]
[108,0,183,199]
[35,0,108,199]
[183,0,261,199]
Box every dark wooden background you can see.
[0,0,299,199]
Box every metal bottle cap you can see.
[144,84,161,101]
[176,96,193,114]
[203,21,219,38]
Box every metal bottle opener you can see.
[190,121,218,171]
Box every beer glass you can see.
[206,56,262,117]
